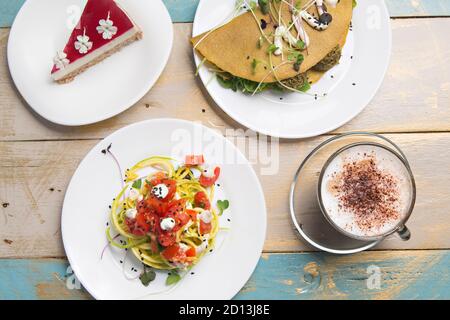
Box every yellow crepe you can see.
[192,0,353,83]
[307,24,350,84]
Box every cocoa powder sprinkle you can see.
[330,153,401,233]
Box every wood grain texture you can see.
[1,0,450,27]
[1,133,449,258]
[1,19,450,141]
[1,251,448,299]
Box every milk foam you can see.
[320,145,413,238]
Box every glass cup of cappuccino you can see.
[317,142,416,241]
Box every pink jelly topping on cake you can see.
[51,0,136,74]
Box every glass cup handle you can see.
[397,225,411,241]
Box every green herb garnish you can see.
[257,36,264,49]
[248,0,257,11]
[295,40,305,50]
[288,51,304,71]
[267,44,278,54]
[139,268,156,287]
[166,272,181,285]
[251,59,260,75]
[352,0,357,8]
[258,0,269,14]
[298,81,311,92]
[217,200,230,216]
[132,179,142,189]
[216,72,307,94]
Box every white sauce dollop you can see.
[129,188,140,200]
[196,241,208,254]
[199,210,213,224]
[152,183,169,199]
[179,243,190,252]
[274,26,284,56]
[274,25,301,55]
[160,217,176,231]
[125,208,137,219]
[202,165,216,178]
[325,0,338,8]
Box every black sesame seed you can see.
[260,19,267,30]
[191,272,195,275]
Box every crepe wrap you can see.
[192,0,353,83]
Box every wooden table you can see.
[1,0,449,300]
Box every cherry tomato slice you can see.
[199,167,220,187]
[165,199,187,217]
[175,211,190,228]
[135,212,150,233]
[160,179,177,202]
[125,218,146,236]
[194,191,211,210]
[158,231,176,247]
[200,220,212,235]
[149,234,159,254]
[186,209,197,221]
[161,244,187,263]
[146,197,168,216]
[161,244,180,260]
[185,246,196,257]
[185,155,205,167]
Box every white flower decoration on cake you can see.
[53,51,70,70]
[74,28,93,54]
[96,12,118,40]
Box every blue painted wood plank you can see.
[162,0,199,23]
[0,251,449,299]
[1,0,450,27]
[235,251,450,300]
[0,0,198,27]
[0,0,24,27]
[386,0,450,17]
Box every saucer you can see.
[289,132,412,254]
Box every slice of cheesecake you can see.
[51,0,143,84]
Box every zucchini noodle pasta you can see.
[107,155,221,274]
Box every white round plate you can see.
[62,118,267,299]
[7,0,173,126]
[193,0,391,138]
